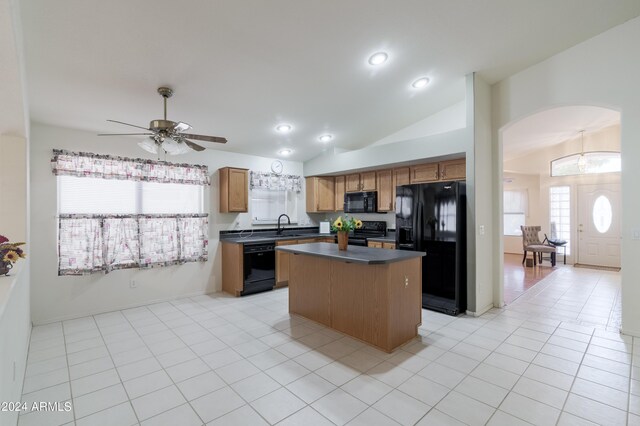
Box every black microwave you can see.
[344,191,377,213]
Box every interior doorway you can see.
[577,183,621,268]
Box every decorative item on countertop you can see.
[330,215,362,251]
[0,235,27,276]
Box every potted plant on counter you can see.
[0,235,26,276]
[331,215,362,251]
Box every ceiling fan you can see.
[98,87,227,155]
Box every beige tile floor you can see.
[18,266,633,425]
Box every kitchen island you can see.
[275,242,425,352]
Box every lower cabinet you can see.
[368,241,396,249]
[221,242,244,296]
[276,237,335,287]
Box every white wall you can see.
[503,173,541,254]
[30,122,313,324]
[0,135,27,242]
[492,16,640,335]
[371,101,466,146]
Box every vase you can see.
[337,231,348,251]
[0,261,12,276]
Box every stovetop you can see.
[352,221,387,240]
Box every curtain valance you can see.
[51,149,210,185]
[250,171,302,193]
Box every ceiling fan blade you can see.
[106,119,151,131]
[98,133,154,136]
[183,140,206,151]
[181,133,227,144]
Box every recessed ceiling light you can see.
[318,134,333,143]
[368,52,388,66]
[279,149,292,156]
[411,77,430,89]
[275,124,292,133]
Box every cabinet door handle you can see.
[434,171,439,179]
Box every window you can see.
[550,186,571,254]
[52,150,209,275]
[58,176,203,214]
[250,188,298,225]
[551,152,621,177]
[503,189,528,236]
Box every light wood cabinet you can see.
[393,167,410,211]
[440,159,466,181]
[410,163,440,184]
[219,167,248,213]
[221,242,244,296]
[345,172,377,192]
[376,170,393,212]
[334,176,345,211]
[368,241,396,250]
[276,237,335,287]
[306,176,335,212]
[275,240,297,287]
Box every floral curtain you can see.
[250,171,302,192]
[51,149,210,185]
[58,214,208,275]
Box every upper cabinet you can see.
[334,175,345,211]
[392,167,410,210]
[346,172,376,192]
[219,167,248,213]
[410,163,440,184]
[376,170,393,212]
[410,159,466,184]
[306,176,335,212]
[439,159,466,181]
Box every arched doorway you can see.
[496,105,621,307]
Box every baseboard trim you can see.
[466,302,494,317]
[31,290,213,325]
[620,326,640,338]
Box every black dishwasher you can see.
[243,242,276,296]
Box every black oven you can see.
[344,191,377,213]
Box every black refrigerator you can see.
[396,181,466,315]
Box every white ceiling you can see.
[19,0,640,161]
[502,106,621,161]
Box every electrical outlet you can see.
[633,229,640,240]
[479,225,485,236]
[130,279,137,288]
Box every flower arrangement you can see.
[0,235,26,276]
[331,215,362,233]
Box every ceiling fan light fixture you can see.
[276,124,292,133]
[138,138,158,154]
[162,138,192,155]
[174,122,192,132]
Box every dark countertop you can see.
[276,242,424,265]
[367,232,396,243]
[221,232,334,244]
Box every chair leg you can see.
[551,252,556,267]
[534,252,537,266]
[522,251,527,264]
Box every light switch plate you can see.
[633,228,640,240]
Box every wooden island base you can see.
[288,253,422,353]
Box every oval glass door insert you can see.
[593,195,613,233]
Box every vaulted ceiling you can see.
[19,0,640,160]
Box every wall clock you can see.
[271,160,283,174]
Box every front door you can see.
[577,184,621,267]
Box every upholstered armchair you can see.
[521,226,556,266]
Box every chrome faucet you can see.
[276,214,291,235]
